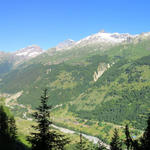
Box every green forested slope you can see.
[0,39,150,131]
[69,55,150,129]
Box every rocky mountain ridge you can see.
[51,31,150,51]
[55,39,75,51]
[13,45,44,58]
[1,31,150,56]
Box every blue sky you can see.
[0,0,150,52]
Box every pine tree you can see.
[125,124,132,150]
[140,115,150,149]
[110,128,122,150]
[0,105,17,141]
[124,124,141,150]
[8,116,17,141]
[0,105,19,150]
[0,105,9,137]
[28,89,70,150]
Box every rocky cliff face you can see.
[93,63,111,82]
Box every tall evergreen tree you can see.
[0,105,17,141]
[28,89,70,150]
[124,124,140,150]
[0,105,9,136]
[0,105,22,150]
[110,128,122,150]
[140,115,150,149]
[125,124,132,150]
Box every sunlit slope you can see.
[0,39,150,130]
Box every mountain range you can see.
[0,30,150,143]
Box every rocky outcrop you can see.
[93,63,111,82]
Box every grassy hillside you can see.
[0,39,150,142]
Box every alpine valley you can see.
[0,31,150,145]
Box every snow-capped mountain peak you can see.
[55,39,75,51]
[74,31,138,47]
[14,45,43,58]
[51,31,142,52]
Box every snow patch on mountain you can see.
[75,31,138,47]
[54,31,141,51]
[14,45,43,58]
[51,31,150,52]
[55,39,75,51]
